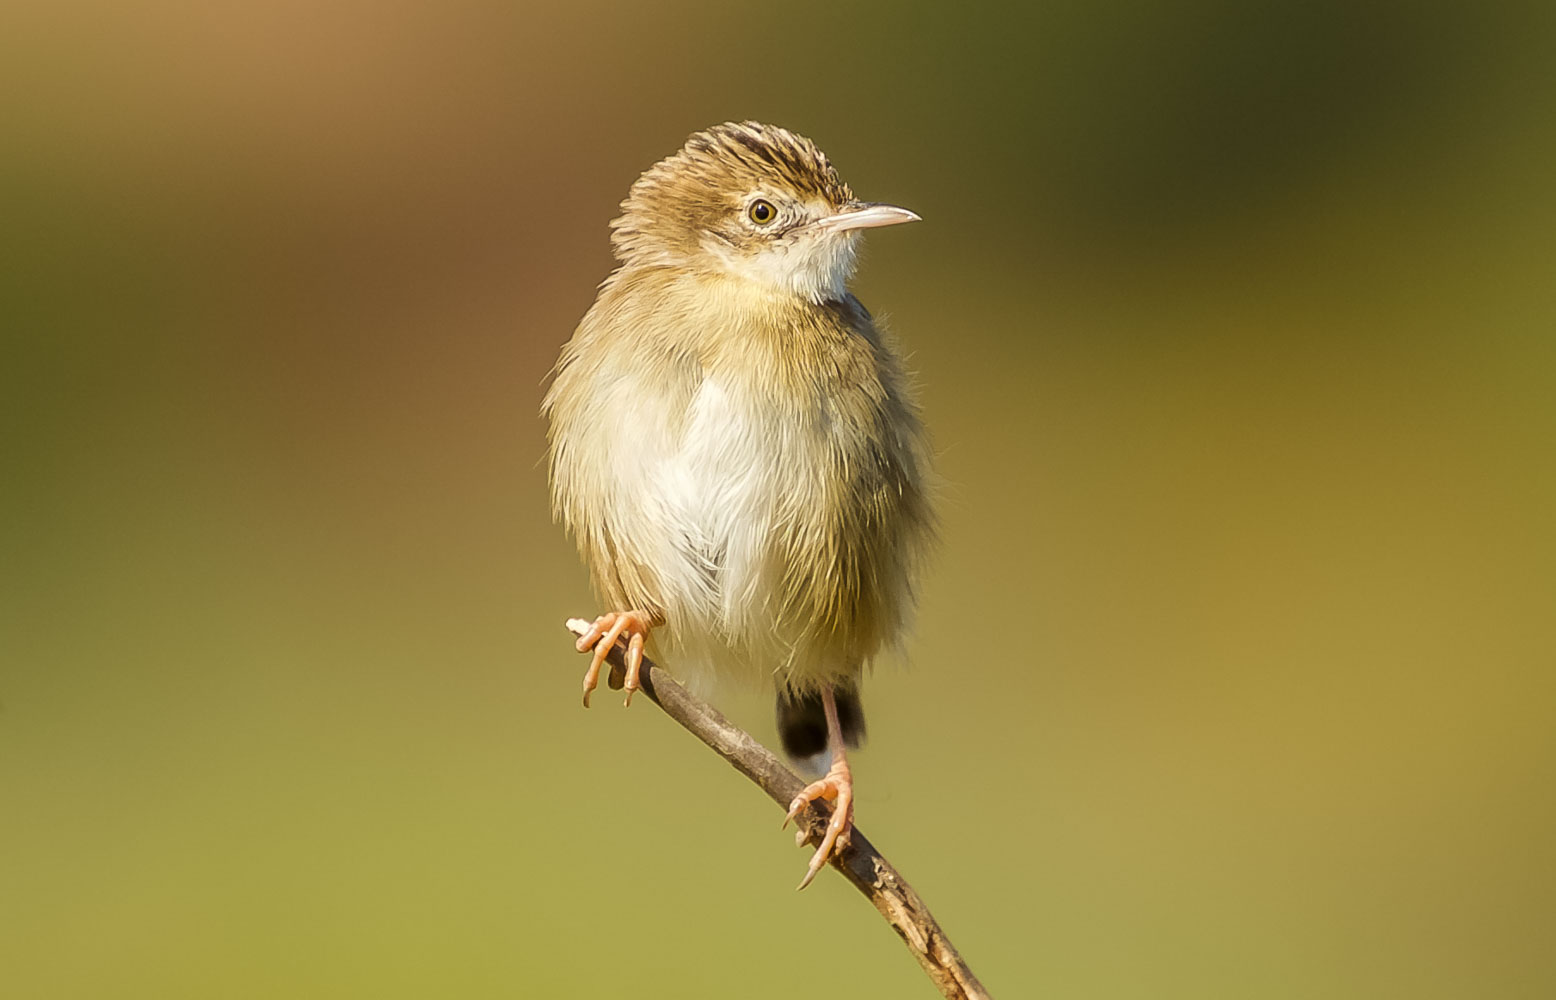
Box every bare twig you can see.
[564,619,993,1000]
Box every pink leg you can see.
[781,684,855,890]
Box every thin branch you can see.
[564,619,993,1000]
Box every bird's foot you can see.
[781,758,854,890]
[574,610,653,707]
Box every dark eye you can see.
[747,199,776,225]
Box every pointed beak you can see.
[814,202,921,233]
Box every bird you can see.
[544,121,934,889]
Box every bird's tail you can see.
[776,683,866,768]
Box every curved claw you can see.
[575,611,653,708]
[622,630,646,706]
[782,763,854,890]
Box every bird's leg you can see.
[781,684,855,890]
[574,610,653,708]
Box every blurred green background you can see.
[3,1,1554,997]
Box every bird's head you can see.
[610,121,919,303]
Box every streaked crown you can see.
[611,122,852,261]
[607,122,916,302]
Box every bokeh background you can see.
[4,1,1554,997]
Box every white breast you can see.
[653,377,777,620]
[642,375,835,689]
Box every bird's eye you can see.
[747,199,776,225]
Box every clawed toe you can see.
[781,762,854,890]
[576,611,653,707]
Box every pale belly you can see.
[637,377,853,692]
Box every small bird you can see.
[544,122,934,888]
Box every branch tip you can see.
[558,618,992,1000]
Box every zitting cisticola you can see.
[544,122,934,888]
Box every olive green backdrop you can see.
[3,1,1553,997]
